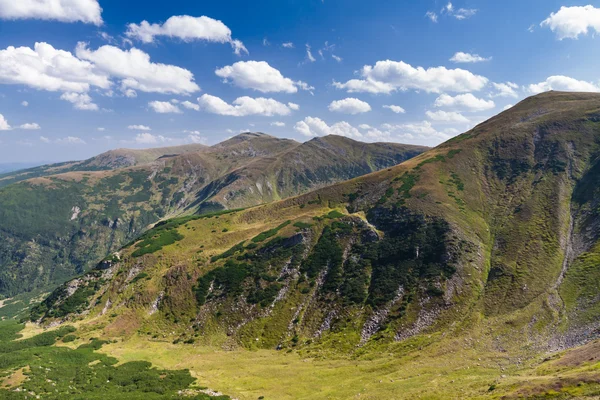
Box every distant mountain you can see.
[35,92,600,360]
[0,144,208,188]
[0,134,426,296]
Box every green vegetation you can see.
[251,220,291,243]
[132,228,184,257]
[293,221,313,230]
[0,321,229,399]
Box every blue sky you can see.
[0,0,599,163]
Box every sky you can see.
[0,0,599,163]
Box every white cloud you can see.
[198,94,297,117]
[125,15,247,54]
[282,42,294,48]
[124,89,137,98]
[271,121,285,127]
[306,45,316,62]
[453,8,477,20]
[434,93,495,111]
[128,125,151,131]
[97,127,105,131]
[0,42,110,93]
[294,117,362,138]
[186,132,206,144]
[0,0,102,25]
[490,82,519,98]
[60,92,98,110]
[215,61,312,93]
[148,100,182,114]
[503,104,514,111]
[57,136,86,144]
[0,114,10,130]
[134,133,166,144]
[383,104,406,114]
[332,55,342,62]
[528,75,600,94]
[333,60,488,94]
[440,3,477,20]
[0,114,40,131]
[382,121,454,142]
[426,11,438,22]
[288,102,300,111]
[181,100,200,111]
[541,5,600,40]
[39,136,50,143]
[426,110,470,123]
[450,52,491,63]
[21,101,28,107]
[19,123,40,130]
[328,98,371,114]
[75,43,200,95]
[358,124,372,130]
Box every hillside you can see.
[29,91,600,398]
[0,134,426,296]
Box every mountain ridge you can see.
[0,135,427,296]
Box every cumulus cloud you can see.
[215,61,313,93]
[19,123,41,130]
[541,5,600,40]
[128,125,151,131]
[450,52,491,63]
[198,94,297,117]
[271,121,285,127]
[434,93,495,111]
[426,110,470,123]
[39,136,51,143]
[0,0,102,25]
[0,114,10,130]
[383,105,406,114]
[490,82,519,98]
[149,100,182,114]
[181,100,200,111]
[0,42,110,93]
[60,92,98,110]
[186,131,206,144]
[333,60,488,94]
[21,101,28,107]
[125,15,247,54]
[0,114,40,131]
[75,42,200,95]
[294,117,362,138]
[328,98,371,114]
[503,104,514,111]
[528,75,600,94]
[134,132,170,144]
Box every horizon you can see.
[1,1,600,162]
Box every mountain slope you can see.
[34,92,600,357]
[0,135,426,296]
